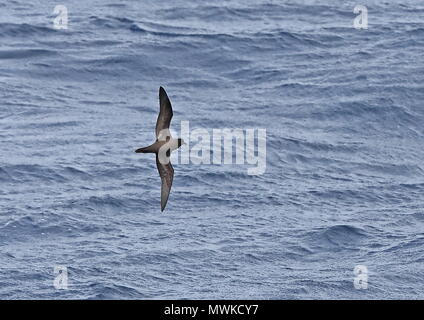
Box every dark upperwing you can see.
[155,87,173,139]
[156,154,174,212]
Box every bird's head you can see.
[177,138,186,147]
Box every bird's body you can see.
[135,87,184,212]
[136,137,183,155]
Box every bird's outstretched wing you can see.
[156,154,174,212]
[155,87,173,139]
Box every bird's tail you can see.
[135,144,157,153]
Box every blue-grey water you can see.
[1,0,424,299]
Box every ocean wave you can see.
[306,225,368,251]
[86,283,146,299]
[0,22,56,38]
[0,48,57,60]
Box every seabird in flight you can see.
[135,87,185,212]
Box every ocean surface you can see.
[1,0,424,299]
